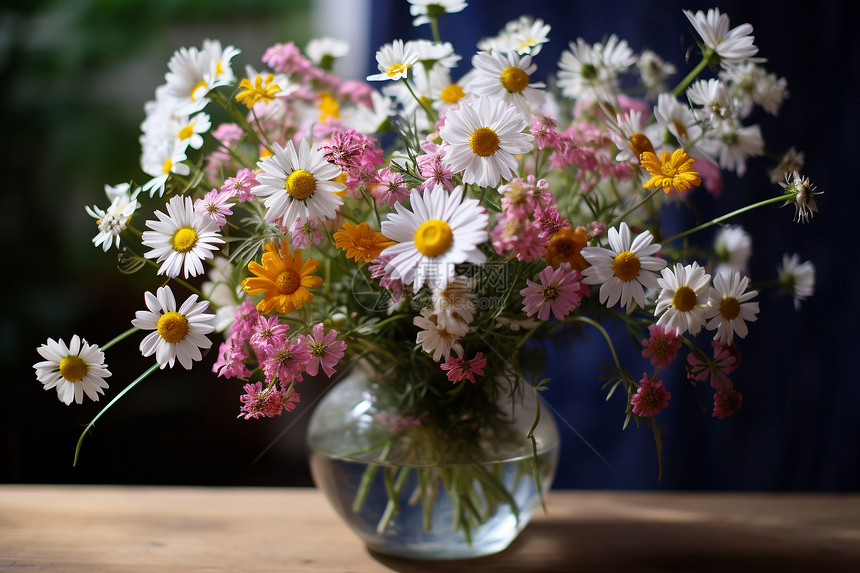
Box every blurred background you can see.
[2,0,857,490]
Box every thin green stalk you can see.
[401,78,436,123]
[609,188,661,228]
[671,53,711,97]
[73,363,160,466]
[101,327,140,352]
[663,192,794,244]
[430,17,442,43]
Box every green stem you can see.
[401,78,436,124]
[430,17,442,43]
[671,53,711,97]
[662,192,793,244]
[609,188,661,228]
[73,363,160,466]
[101,327,140,352]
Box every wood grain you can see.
[1,486,858,572]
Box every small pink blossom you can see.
[530,115,560,150]
[520,265,585,321]
[207,123,243,174]
[686,341,737,389]
[370,167,409,206]
[238,382,300,420]
[369,255,403,303]
[297,323,347,378]
[250,316,290,358]
[221,168,259,202]
[536,205,571,240]
[289,216,325,248]
[230,298,261,343]
[261,339,312,384]
[194,188,235,227]
[417,154,456,192]
[440,352,488,384]
[375,411,429,433]
[262,42,321,83]
[641,324,682,370]
[713,387,743,419]
[212,339,251,380]
[588,221,607,238]
[631,372,671,417]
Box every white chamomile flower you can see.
[607,109,660,164]
[407,40,461,70]
[557,35,636,103]
[305,37,350,70]
[686,79,732,125]
[341,90,396,134]
[778,253,815,311]
[413,308,467,362]
[141,195,224,279]
[684,8,761,70]
[580,222,667,312]
[638,49,676,98]
[131,286,216,370]
[85,183,140,252]
[367,39,418,82]
[169,112,211,152]
[140,144,190,197]
[705,270,759,344]
[654,262,713,336]
[252,138,345,227]
[428,65,469,113]
[713,225,752,276]
[720,63,788,118]
[468,50,545,119]
[381,184,488,291]
[478,16,551,57]
[162,41,237,115]
[653,93,704,155]
[34,335,111,405]
[201,38,240,85]
[429,275,477,331]
[438,95,533,188]
[699,120,763,177]
[408,0,467,27]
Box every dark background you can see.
[3,0,857,490]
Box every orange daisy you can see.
[545,227,589,271]
[242,240,323,314]
[333,222,395,263]
[640,149,701,193]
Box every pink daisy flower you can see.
[687,341,737,389]
[530,115,560,150]
[250,316,290,358]
[261,339,312,384]
[194,188,235,227]
[230,298,261,343]
[212,339,251,380]
[440,352,488,384]
[238,382,285,420]
[520,265,585,321]
[713,387,742,419]
[221,168,259,202]
[289,216,325,248]
[370,167,409,206]
[641,324,682,370]
[297,323,347,378]
[630,372,671,417]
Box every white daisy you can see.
[438,95,533,188]
[429,275,477,331]
[201,38,240,85]
[305,37,350,70]
[780,170,821,224]
[367,39,418,82]
[413,308,467,362]
[713,225,752,276]
[468,50,546,119]
[34,335,111,405]
[407,40,461,70]
[557,35,636,103]
[654,262,713,336]
[686,79,732,125]
[85,183,140,252]
[699,120,763,177]
[380,184,488,291]
[653,93,704,155]
[705,270,759,344]
[607,109,660,164]
[162,42,236,115]
[252,139,345,227]
[408,0,467,27]
[141,195,224,279]
[340,90,396,134]
[684,8,761,70]
[720,63,788,118]
[131,286,216,370]
[778,253,815,311]
[169,112,211,152]
[140,143,190,197]
[580,222,667,312]
[428,65,469,113]
[638,49,676,99]
[478,16,551,57]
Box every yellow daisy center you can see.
[672,120,688,140]
[629,132,655,160]
[469,127,500,158]
[440,84,465,104]
[178,125,195,140]
[286,169,317,200]
[171,227,198,253]
[672,286,698,313]
[611,251,641,282]
[719,296,741,320]
[386,63,411,77]
[500,66,529,93]
[541,285,560,300]
[162,158,173,174]
[59,355,87,382]
[414,219,453,257]
[276,269,301,294]
[157,311,189,344]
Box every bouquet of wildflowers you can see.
[35,0,818,539]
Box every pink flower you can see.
[261,339,312,384]
[530,115,560,150]
[207,123,243,174]
[686,341,737,389]
[641,324,682,370]
[417,154,456,192]
[221,168,258,202]
[520,265,585,321]
[194,188,235,227]
[369,255,403,303]
[289,216,325,248]
[297,323,347,378]
[238,382,301,420]
[375,411,428,433]
[212,339,251,380]
[250,316,290,358]
[631,372,671,417]
[535,205,571,240]
[370,167,409,206]
[713,387,742,419]
[440,352,488,384]
[230,298,261,343]
[262,42,321,83]
[588,221,607,238]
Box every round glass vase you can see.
[306,367,560,560]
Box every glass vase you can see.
[306,366,560,560]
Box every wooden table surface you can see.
[1,486,859,572]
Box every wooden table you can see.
[1,486,858,572]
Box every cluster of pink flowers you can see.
[212,299,346,420]
[320,129,384,196]
[686,341,743,418]
[263,42,332,87]
[416,137,456,193]
[491,175,559,262]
